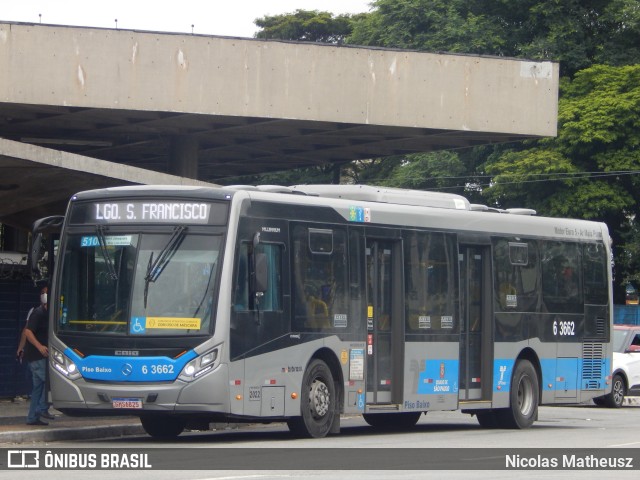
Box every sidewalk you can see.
[0,397,143,444]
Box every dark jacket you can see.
[24,305,48,362]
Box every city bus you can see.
[36,184,613,438]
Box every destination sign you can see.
[70,201,229,225]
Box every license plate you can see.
[112,398,143,409]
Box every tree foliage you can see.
[254,9,361,43]
[349,0,640,76]
[485,65,640,218]
[375,151,468,191]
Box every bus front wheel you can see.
[140,415,186,439]
[497,359,539,429]
[287,359,337,438]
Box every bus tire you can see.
[497,359,539,429]
[140,415,186,439]
[363,412,422,430]
[603,373,626,408]
[287,359,336,438]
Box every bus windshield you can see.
[57,231,221,336]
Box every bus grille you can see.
[594,317,606,337]
[582,342,604,388]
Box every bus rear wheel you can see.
[140,415,186,439]
[287,359,337,438]
[496,359,539,429]
[363,412,422,430]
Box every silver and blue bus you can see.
[39,184,613,438]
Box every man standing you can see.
[23,286,54,426]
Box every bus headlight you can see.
[179,347,219,382]
[51,348,82,380]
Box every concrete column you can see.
[168,136,199,179]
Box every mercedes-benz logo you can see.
[122,363,133,376]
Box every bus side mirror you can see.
[28,215,64,282]
[28,232,44,279]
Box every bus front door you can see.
[365,238,403,405]
[459,245,493,402]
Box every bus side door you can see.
[459,244,493,402]
[365,233,404,405]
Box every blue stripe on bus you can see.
[64,348,197,382]
[493,358,611,393]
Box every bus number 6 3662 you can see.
[141,365,174,375]
[553,320,575,336]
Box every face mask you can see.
[40,293,47,305]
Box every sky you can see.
[0,0,374,38]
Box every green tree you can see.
[217,163,340,187]
[348,0,507,55]
[376,151,467,191]
[349,0,640,76]
[255,9,361,43]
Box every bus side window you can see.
[254,243,282,312]
[541,241,582,313]
[404,231,457,332]
[292,225,348,330]
[233,242,282,312]
[583,243,607,305]
[234,243,250,311]
[493,239,539,313]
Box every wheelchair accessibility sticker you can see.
[130,317,146,334]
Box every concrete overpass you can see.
[0,21,559,230]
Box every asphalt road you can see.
[4,404,640,479]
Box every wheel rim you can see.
[516,374,534,416]
[309,378,330,418]
[612,378,624,405]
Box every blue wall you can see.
[614,305,640,325]
[0,280,40,398]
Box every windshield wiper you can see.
[143,226,187,308]
[95,225,118,281]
